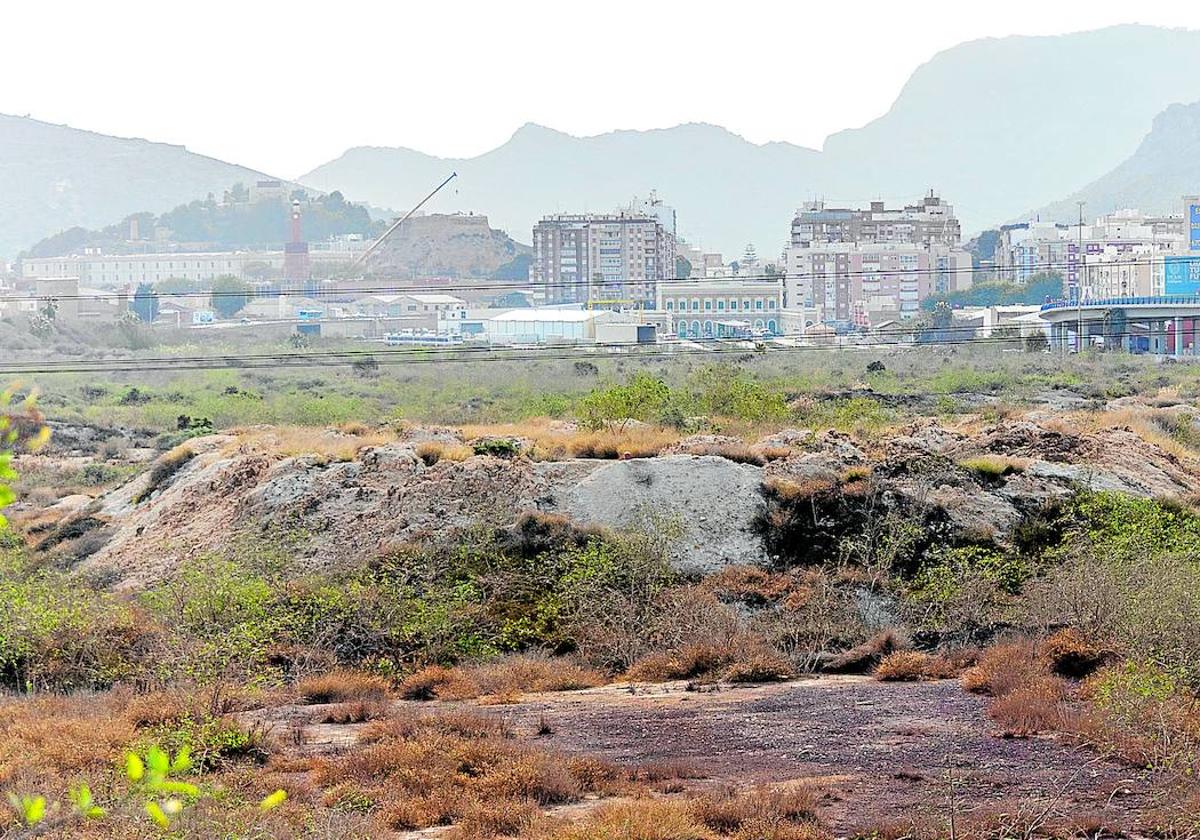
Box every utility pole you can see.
[1076,201,1085,352]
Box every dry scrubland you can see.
[6,344,1200,836]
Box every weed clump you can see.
[133,446,194,504]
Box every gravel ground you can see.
[481,676,1155,834]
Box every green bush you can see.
[472,438,520,458]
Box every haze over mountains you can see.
[303,25,1200,255]
[0,114,271,258]
[1033,100,1200,224]
[7,25,1200,259]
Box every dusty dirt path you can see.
[454,676,1152,834]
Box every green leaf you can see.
[144,800,169,828]
[170,745,192,775]
[146,746,169,777]
[260,789,287,810]
[126,752,145,782]
[24,795,46,826]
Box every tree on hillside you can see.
[131,283,159,323]
[675,255,692,279]
[210,275,253,318]
[921,271,1064,311]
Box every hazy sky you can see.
[5,1,1200,179]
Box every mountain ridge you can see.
[302,25,1200,254]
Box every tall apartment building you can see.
[783,192,970,323]
[530,211,676,309]
[784,244,972,323]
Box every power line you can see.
[1,254,1168,304]
[0,326,1166,377]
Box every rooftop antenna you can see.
[350,171,458,272]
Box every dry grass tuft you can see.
[873,651,931,682]
[458,420,681,461]
[957,454,1027,481]
[627,642,791,685]
[986,676,1069,737]
[400,655,604,703]
[533,784,830,840]
[314,709,619,834]
[295,670,392,705]
[960,640,1049,697]
[872,648,978,682]
[415,440,474,465]
[236,425,397,461]
[318,700,389,725]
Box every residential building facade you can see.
[656,278,782,338]
[784,243,972,323]
[995,209,1184,294]
[530,211,676,309]
[790,192,961,249]
[783,192,970,324]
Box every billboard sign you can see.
[1164,255,1200,295]
[1190,202,1200,251]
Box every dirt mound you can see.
[53,412,1200,589]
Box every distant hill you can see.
[24,190,382,258]
[1032,100,1200,223]
[0,114,277,258]
[302,25,1200,252]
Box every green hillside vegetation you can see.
[23,189,382,258]
[921,272,1063,310]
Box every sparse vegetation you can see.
[12,340,1200,834]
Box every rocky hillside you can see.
[1034,100,1200,222]
[19,403,1198,591]
[363,212,531,279]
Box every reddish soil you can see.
[472,676,1152,834]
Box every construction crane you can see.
[349,171,458,273]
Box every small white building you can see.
[485,307,630,344]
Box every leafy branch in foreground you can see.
[0,384,49,528]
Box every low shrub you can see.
[472,438,521,458]
[398,664,475,701]
[823,629,909,675]
[873,651,930,682]
[961,641,1049,697]
[1042,628,1112,679]
[296,670,392,705]
[958,455,1025,482]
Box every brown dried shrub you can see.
[295,669,392,705]
[1042,628,1113,679]
[961,641,1049,697]
[873,651,931,682]
[986,676,1070,736]
[823,628,909,674]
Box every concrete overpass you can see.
[1039,296,1200,355]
